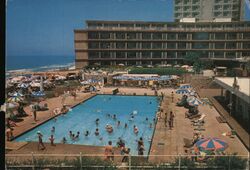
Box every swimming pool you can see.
[14,95,159,155]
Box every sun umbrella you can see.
[18,83,30,89]
[8,96,24,102]
[118,63,125,66]
[188,97,203,106]
[180,84,192,89]
[176,89,190,94]
[195,137,228,151]
[10,91,24,97]
[31,91,45,98]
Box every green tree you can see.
[183,52,200,65]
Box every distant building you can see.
[74,20,250,68]
[174,0,245,22]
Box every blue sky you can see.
[6,0,250,57]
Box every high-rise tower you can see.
[174,0,245,22]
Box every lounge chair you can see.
[191,114,206,123]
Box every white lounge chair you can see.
[192,114,206,123]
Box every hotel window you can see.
[127,52,136,58]
[88,32,99,39]
[152,33,162,40]
[225,52,236,58]
[192,42,209,49]
[127,42,137,49]
[184,0,190,5]
[100,32,110,39]
[243,43,250,49]
[215,43,225,49]
[116,32,126,39]
[226,43,236,49]
[152,52,162,58]
[100,42,110,49]
[116,52,126,58]
[89,52,99,58]
[142,42,151,49]
[243,33,250,39]
[142,33,151,39]
[127,33,137,39]
[167,33,176,40]
[141,52,151,58]
[120,24,134,29]
[167,43,176,49]
[178,33,187,40]
[215,33,225,40]
[214,51,224,58]
[177,52,186,58]
[100,52,110,58]
[152,43,162,49]
[116,42,126,49]
[167,52,176,58]
[192,33,209,40]
[192,0,200,4]
[88,42,99,49]
[228,33,237,39]
[178,43,187,49]
[223,11,230,17]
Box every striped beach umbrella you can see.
[31,91,45,98]
[176,89,190,94]
[10,92,24,97]
[188,97,202,106]
[18,83,30,89]
[179,84,192,89]
[195,137,228,151]
[8,95,24,102]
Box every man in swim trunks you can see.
[104,141,114,161]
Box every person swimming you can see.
[75,131,80,139]
[129,115,134,121]
[106,124,113,133]
[149,123,153,128]
[85,130,89,137]
[124,123,128,128]
[117,120,121,127]
[61,137,67,144]
[51,126,55,133]
[113,114,117,120]
[145,117,148,122]
[95,118,100,125]
[133,125,139,134]
[95,128,99,136]
[69,131,73,138]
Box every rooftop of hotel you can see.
[215,77,250,96]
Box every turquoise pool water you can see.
[14,95,159,155]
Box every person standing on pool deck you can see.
[49,135,55,146]
[104,141,114,161]
[169,111,175,129]
[32,107,37,122]
[37,131,45,150]
[171,91,174,103]
[164,112,168,127]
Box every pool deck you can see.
[6,87,249,163]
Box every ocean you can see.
[6,55,75,73]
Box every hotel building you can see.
[174,0,245,22]
[74,20,250,68]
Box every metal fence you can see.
[5,153,250,170]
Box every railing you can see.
[5,153,250,170]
